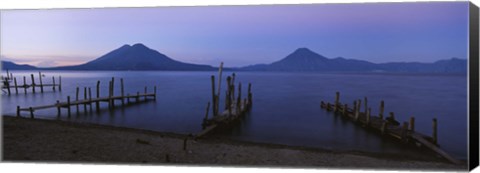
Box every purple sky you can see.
[0,2,469,67]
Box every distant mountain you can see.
[50,43,215,71]
[241,48,467,73]
[1,61,38,70]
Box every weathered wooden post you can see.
[355,100,361,121]
[153,86,157,101]
[327,102,331,111]
[29,107,34,118]
[108,81,112,109]
[67,96,71,117]
[334,92,340,112]
[247,83,252,106]
[432,118,438,144]
[88,87,93,113]
[38,72,44,93]
[83,87,87,113]
[111,80,115,108]
[381,122,388,135]
[23,76,27,94]
[215,63,224,116]
[210,75,217,116]
[52,76,56,91]
[204,102,210,121]
[56,100,61,117]
[96,80,100,112]
[409,117,415,131]
[237,82,242,115]
[379,100,384,119]
[120,78,125,105]
[231,73,236,99]
[16,106,20,117]
[14,77,18,94]
[343,104,347,116]
[76,87,80,113]
[30,74,36,93]
[59,76,62,91]
[6,78,11,95]
[225,76,231,109]
[402,122,408,142]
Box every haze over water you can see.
[1,70,467,160]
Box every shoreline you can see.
[1,116,466,170]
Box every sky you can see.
[0,2,469,67]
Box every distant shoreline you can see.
[2,116,466,170]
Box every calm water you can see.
[1,71,467,159]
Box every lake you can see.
[1,71,468,159]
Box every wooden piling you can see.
[84,87,87,113]
[29,107,34,118]
[23,76,27,94]
[6,77,11,95]
[226,76,231,109]
[379,100,384,119]
[343,104,348,116]
[409,117,415,131]
[433,118,438,144]
[121,78,125,106]
[76,87,80,113]
[56,100,61,117]
[96,81,100,112]
[14,77,18,94]
[67,96,71,117]
[381,122,387,135]
[237,82,242,115]
[355,100,361,121]
[215,62,224,116]
[231,73,236,99]
[334,92,340,112]
[204,102,210,121]
[30,74,35,93]
[16,106,20,117]
[59,76,62,91]
[108,81,112,109]
[39,72,44,93]
[52,76,56,91]
[88,87,93,113]
[402,122,408,141]
[153,86,157,101]
[210,75,217,116]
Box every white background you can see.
[0,0,479,173]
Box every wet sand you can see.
[1,116,466,170]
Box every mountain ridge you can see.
[1,45,467,74]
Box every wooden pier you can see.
[16,77,156,118]
[196,63,253,139]
[320,92,461,164]
[1,70,62,95]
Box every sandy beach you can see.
[1,116,466,170]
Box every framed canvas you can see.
[1,0,479,172]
